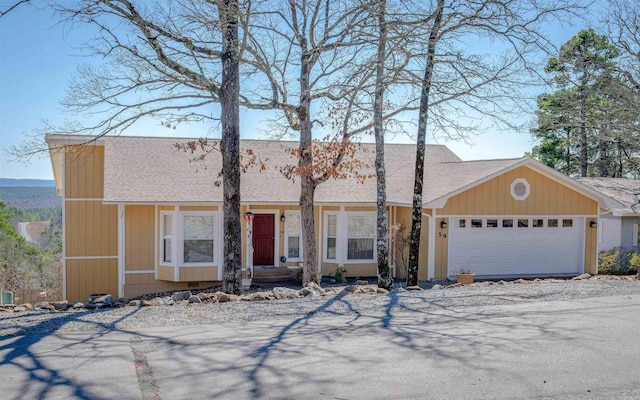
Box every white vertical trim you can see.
[61,151,67,301]
[117,204,125,298]
[580,217,586,274]
[217,208,223,281]
[154,205,158,281]
[428,210,435,280]
[633,224,639,247]
[317,205,322,273]
[174,205,180,281]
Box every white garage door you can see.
[448,217,583,278]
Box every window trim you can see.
[324,212,339,262]
[323,211,377,264]
[510,178,530,201]
[160,211,175,267]
[180,211,217,266]
[159,210,219,268]
[346,213,376,262]
[284,210,303,261]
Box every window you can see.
[347,215,375,260]
[518,219,528,228]
[160,210,218,266]
[533,219,544,228]
[562,219,573,228]
[458,219,467,228]
[510,178,530,201]
[183,214,214,263]
[487,219,498,228]
[471,219,483,228]
[502,219,513,228]
[548,219,558,228]
[285,212,301,259]
[161,213,173,263]
[326,214,337,260]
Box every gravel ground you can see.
[1,277,639,337]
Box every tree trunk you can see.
[219,0,242,295]
[374,0,392,290]
[299,41,319,286]
[407,0,444,287]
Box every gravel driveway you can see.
[1,277,639,337]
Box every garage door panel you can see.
[449,217,582,277]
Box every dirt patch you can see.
[25,221,49,246]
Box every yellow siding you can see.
[65,201,117,257]
[435,217,449,279]
[125,205,155,271]
[179,267,219,281]
[64,145,104,199]
[441,166,598,216]
[584,218,597,274]
[66,258,118,303]
[158,266,174,281]
[123,272,219,298]
[392,207,430,280]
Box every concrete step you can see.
[252,267,299,283]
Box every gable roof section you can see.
[424,157,621,210]
[99,135,462,204]
[577,177,640,215]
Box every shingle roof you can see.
[577,177,640,215]
[48,134,531,206]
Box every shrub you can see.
[598,247,638,275]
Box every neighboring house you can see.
[46,134,618,302]
[577,178,640,252]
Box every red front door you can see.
[253,214,275,265]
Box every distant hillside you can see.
[0,178,55,187]
[0,187,61,209]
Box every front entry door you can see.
[253,214,275,265]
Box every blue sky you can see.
[0,2,599,180]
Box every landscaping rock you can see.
[160,296,174,306]
[406,286,423,291]
[300,282,324,297]
[73,302,86,309]
[128,300,142,307]
[249,292,273,301]
[53,301,69,312]
[198,293,218,303]
[573,273,592,280]
[34,301,54,311]
[13,306,26,312]
[376,288,389,294]
[356,280,369,286]
[90,294,113,307]
[273,287,300,300]
[172,291,192,301]
[217,293,231,303]
[343,285,357,293]
[188,295,202,303]
[431,284,443,290]
[20,303,33,311]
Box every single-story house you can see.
[577,178,640,252]
[46,134,619,302]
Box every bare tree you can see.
[13,0,259,294]
[244,0,377,286]
[0,0,30,17]
[403,0,586,285]
[372,0,392,290]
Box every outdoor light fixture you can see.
[590,220,597,228]
[440,220,447,229]
[280,215,286,223]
